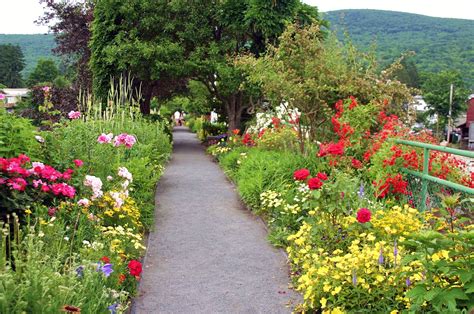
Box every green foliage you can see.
[0,34,56,78]
[0,109,41,159]
[421,70,469,123]
[219,148,320,209]
[44,118,171,227]
[27,58,60,87]
[325,9,474,88]
[0,44,25,87]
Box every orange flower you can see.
[232,129,240,135]
[119,273,126,284]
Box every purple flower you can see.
[378,248,384,265]
[101,263,114,277]
[357,183,365,198]
[406,278,411,287]
[352,270,357,286]
[394,240,398,264]
[108,303,119,314]
[75,265,84,277]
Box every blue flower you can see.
[357,183,365,198]
[352,270,357,286]
[378,248,384,265]
[108,303,119,314]
[75,265,84,277]
[406,278,411,287]
[101,263,114,277]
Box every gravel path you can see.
[132,127,300,314]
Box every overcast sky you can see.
[0,0,473,34]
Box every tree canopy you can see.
[27,58,59,87]
[89,0,323,127]
[0,44,25,88]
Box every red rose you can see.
[100,256,110,263]
[356,208,371,223]
[128,260,142,277]
[317,172,328,180]
[293,168,310,181]
[308,177,323,190]
[352,158,363,169]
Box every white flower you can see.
[107,176,113,181]
[117,167,133,181]
[35,135,45,143]
[110,191,124,208]
[83,240,91,247]
[64,236,69,241]
[84,175,103,200]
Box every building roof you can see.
[0,88,30,97]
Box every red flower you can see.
[128,260,142,277]
[272,117,280,128]
[73,159,83,167]
[293,168,310,181]
[100,256,110,263]
[356,208,371,223]
[118,273,126,284]
[308,177,323,190]
[242,133,254,146]
[232,129,240,135]
[316,172,328,180]
[351,159,363,169]
[318,142,344,157]
[258,129,266,138]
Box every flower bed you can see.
[209,97,474,313]
[0,107,171,313]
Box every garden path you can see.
[132,126,299,313]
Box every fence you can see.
[395,139,474,211]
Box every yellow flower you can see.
[331,307,345,314]
[320,297,327,309]
[331,286,342,295]
[323,284,332,292]
[24,209,32,215]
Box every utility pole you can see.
[447,84,454,143]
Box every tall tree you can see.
[27,58,59,86]
[0,44,25,88]
[37,0,94,90]
[89,0,322,123]
[422,70,469,123]
[90,0,189,114]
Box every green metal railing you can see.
[395,139,474,211]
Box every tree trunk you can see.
[226,91,246,131]
[140,83,152,115]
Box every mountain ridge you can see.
[324,9,474,88]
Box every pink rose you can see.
[97,133,113,144]
[68,111,81,120]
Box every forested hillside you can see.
[0,34,56,76]
[325,10,474,87]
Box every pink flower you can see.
[62,169,74,180]
[77,198,90,207]
[97,133,113,144]
[51,183,76,198]
[68,111,81,120]
[0,93,5,100]
[48,207,57,217]
[84,175,103,199]
[7,177,27,191]
[113,133,136,148]
[73,159,83,167]
[356,208,371,223]
[42,86,50,93]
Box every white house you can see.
[0,88,30,108]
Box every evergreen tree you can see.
[0,44,25,87]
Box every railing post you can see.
[420,147,429,211]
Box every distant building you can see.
[457,94,474,148]
[0,88,30,108]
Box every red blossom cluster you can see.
[374,174,409,198]
[242,133,255,146]
[0,154,79,198]
[293,168,328,190]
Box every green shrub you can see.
[0,109,41,159]
[43,118,171,227]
